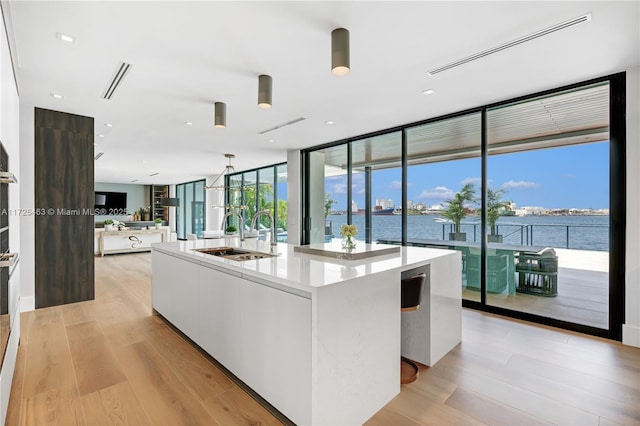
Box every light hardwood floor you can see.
[6,253,640,425]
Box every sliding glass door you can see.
[301,73,625,340]
[176,179,206,239]
[485,82,610,329]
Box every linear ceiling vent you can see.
[148,172,159,177]
[258,117,306,135]
[101,61,132,100]
[427,13,591,76]
[94,152,104,160]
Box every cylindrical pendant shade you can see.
[258,74,272,109]
[214,102,226,128]
[160,197,180,207]
[331,28,350,76]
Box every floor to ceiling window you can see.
[485,82,610,329]
[306,145,348,244]
[406,113,482,302]
[225,163,287,242]
[176,179,206,239]
[302,73,625,340]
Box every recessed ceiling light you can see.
[423,89,436,95]
[55,32,75,43]
[268,139,275,143]
[50,93,64,99]
[184,121,193,126]
[97,134,105,138]
[325,120,335,125]
[104,123,113,127]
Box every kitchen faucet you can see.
[250,210,277,246]
[221,211,244,241]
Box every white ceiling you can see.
[5,1,639,185]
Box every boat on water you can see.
[434,218,452,223]
[372,207,396,215]
[352,207,397,215]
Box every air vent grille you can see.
[428,13,591,75]
[94,152,104,160]
[258,117,306,135]
[101,61,132,100]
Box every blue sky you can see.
[325,141,610,211]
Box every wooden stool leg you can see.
[400,356,419,384]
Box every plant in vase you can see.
[442,183,476,241]
[104,219,114,231]
[154,218,163,229]
[340,224,358,250]
[486,188,509,243]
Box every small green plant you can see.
[225,225,238,234]
[486,188,509,236]
[442,183,476,233]
[154,218,162,223]
[104,219,114,225]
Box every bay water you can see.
[326,214,609,251]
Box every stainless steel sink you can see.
[194,246,276,261]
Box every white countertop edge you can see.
[153,245,312,298]
[152,241,459,295]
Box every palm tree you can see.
[442,183,475,240]
[487,188,509,239]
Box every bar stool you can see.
[401,272,426,384]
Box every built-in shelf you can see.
[151,185,169,223]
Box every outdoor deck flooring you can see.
[463,248,609,329]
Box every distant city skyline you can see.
[325,141,609,211]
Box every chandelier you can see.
[205,153,237,191]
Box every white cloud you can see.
[331,183,347,194]
[389,180,402,190]
[501,180,540,190]
[419,186,454,200]
[462,177,481,186]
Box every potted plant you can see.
[486,188,509,243]
[225,225,238,235]
[140,207,151,221]
[154,217,163,229]
[442,183,475,241]
[104,219,115,231]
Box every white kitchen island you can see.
[151,238,461,425]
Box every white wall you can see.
[286,150,301,244]
[18,101,33,311]
[623,66,640,347]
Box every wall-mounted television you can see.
[94,191,127,213]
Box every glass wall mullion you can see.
[347,142,353,224]
[365,166,372,243]
[401,129,408,246]
[273,166,278,238]
[480,108,488,305]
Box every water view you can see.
[326,214,609,251]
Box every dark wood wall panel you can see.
[35,108,94,308]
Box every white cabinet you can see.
[152,253,312,425]
[151,252,177,319]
